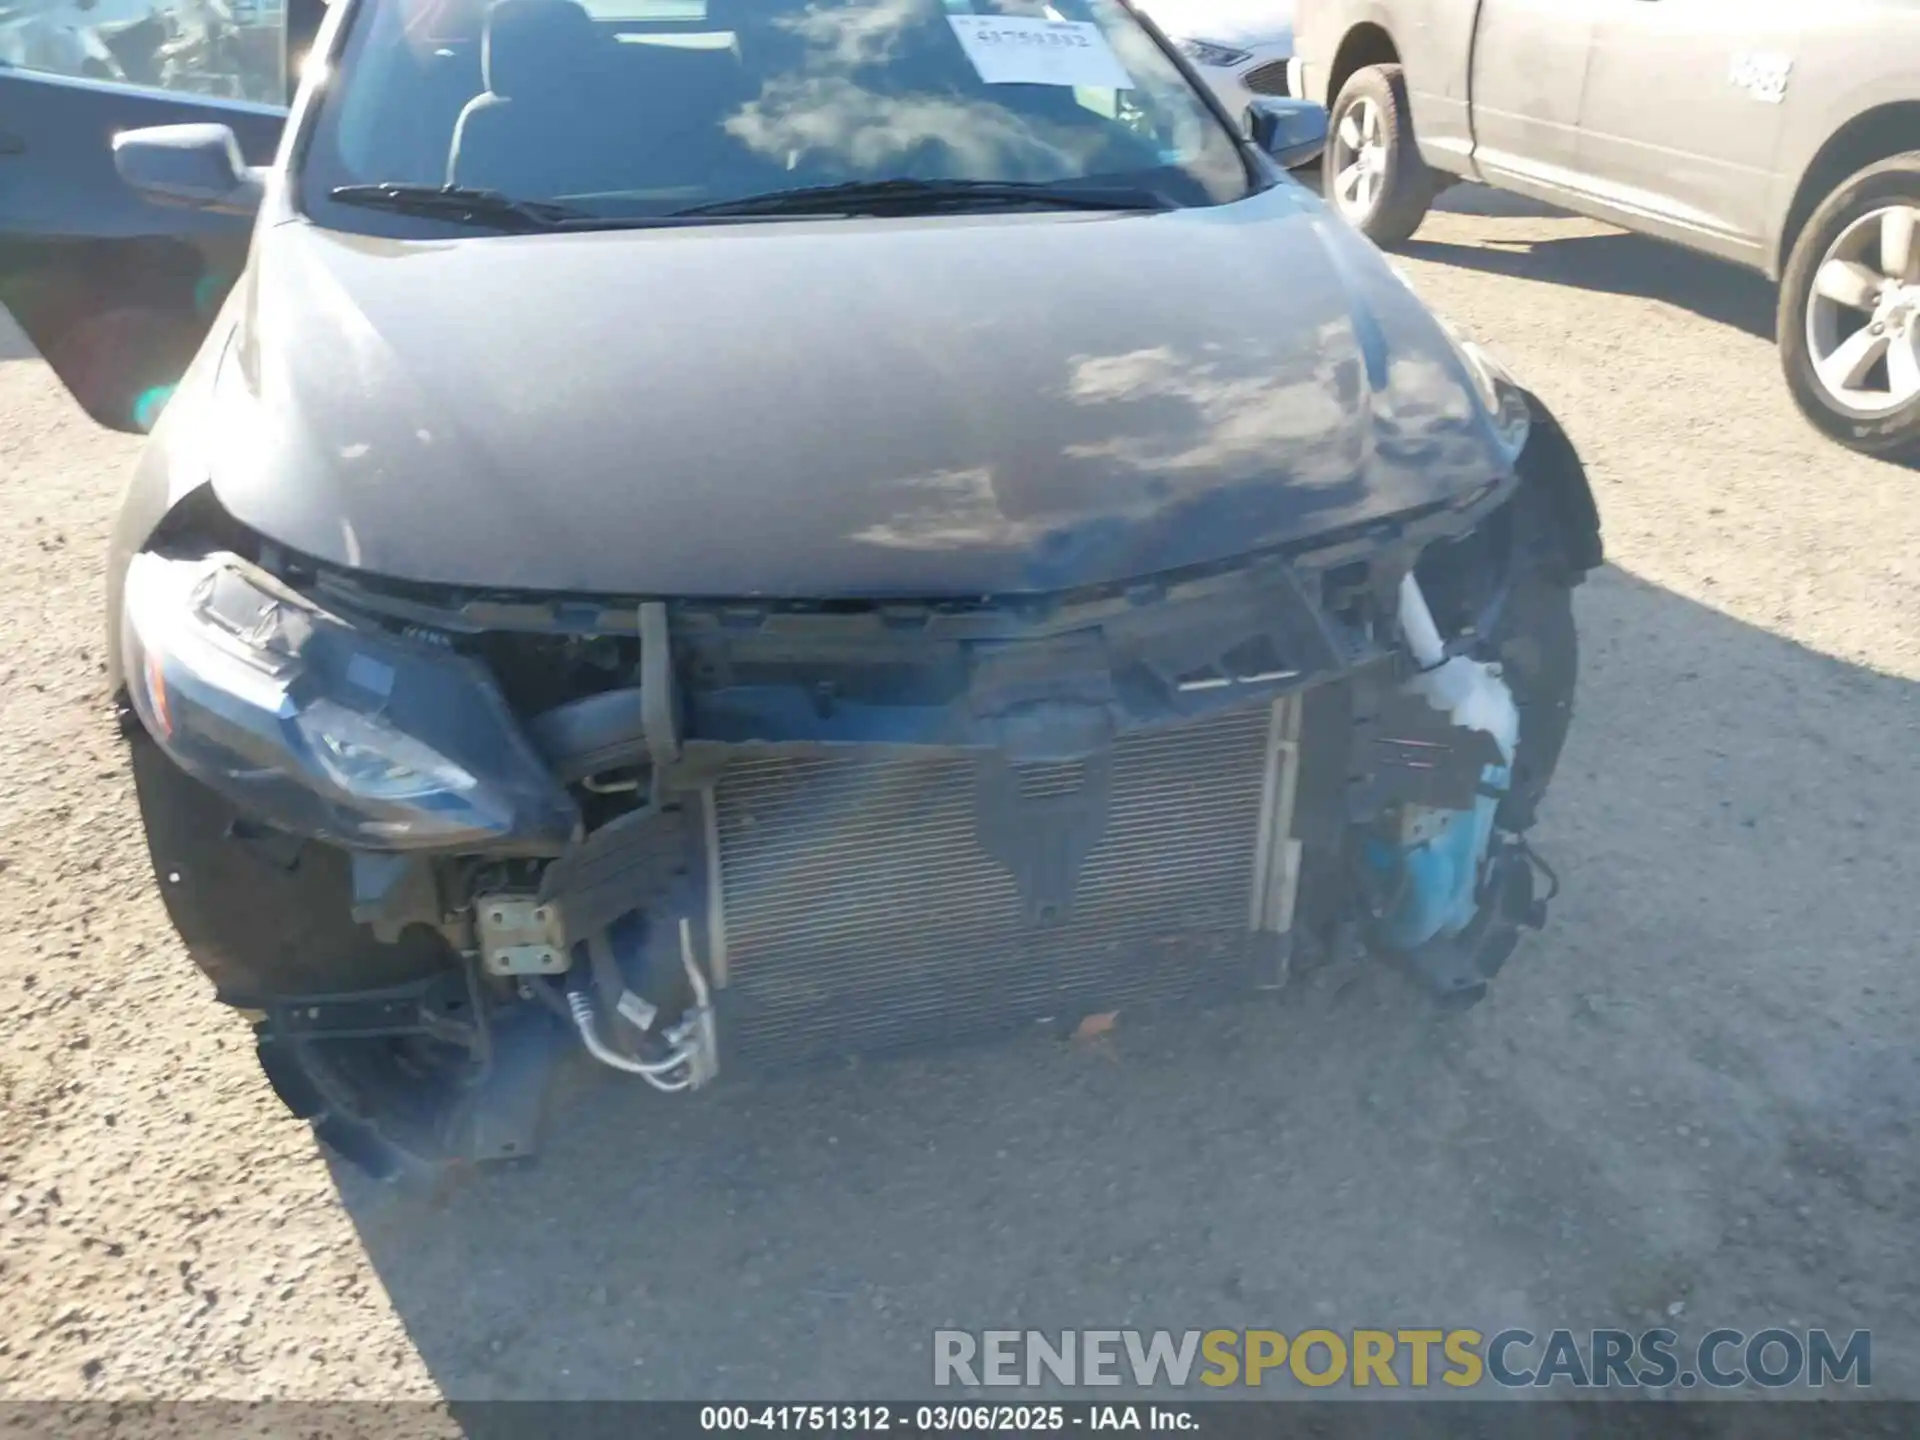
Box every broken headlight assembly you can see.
[1386,266,1533,459]
[121,550,580,852]
[1455,336,1533,458]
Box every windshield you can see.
[298,0,1254,229]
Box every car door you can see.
[0,0,302,431]
[1394,0,1477,171]
[1574,0,1802,264]
[1465,0,1599,186]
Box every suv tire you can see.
[1326,63,1436,248]
[1778,151,1920,460]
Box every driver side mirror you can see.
[113,124,266,216]
[1246,98,1328,170]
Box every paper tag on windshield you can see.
[947,16,1135,89]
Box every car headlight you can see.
[1377,263,1531,458]
[1455,337,1533,458]
[1177,38,1252,67]
[295,698,480,802]
[122,550,580,852]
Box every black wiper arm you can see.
[327,182,590,232]
[672,177,1174,219]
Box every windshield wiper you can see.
[671,177,1175,219]
[327,182,592,232]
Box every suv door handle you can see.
[0,132,24,156]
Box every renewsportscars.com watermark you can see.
[933,1327,1872,1391]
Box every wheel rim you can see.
[1330,96,1388,223]
[1805,203,1920,416]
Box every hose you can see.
[564,984,693,1093]
[1397,571,1448,670]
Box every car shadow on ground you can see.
[1405,186,1779,343]
[1430,184,1570,220]
[0,316,40,363]
[331,564,1920,1406]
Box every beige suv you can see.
[1293,0,1920,460]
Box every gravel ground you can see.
[2,186,1917,1406]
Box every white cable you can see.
[566,987,693,1092]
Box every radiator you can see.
[706,700,1296,1068]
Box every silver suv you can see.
[1293,0,1920,460]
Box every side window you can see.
[0,0,287,105]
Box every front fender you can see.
[1444,325,1601,580]
[1513,393,1603,581]
[104,316,240,698]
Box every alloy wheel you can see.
[1806,204,1920,415]
[1330,96,1387,223]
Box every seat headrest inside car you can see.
[483,0,597,99]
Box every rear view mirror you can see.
[1246,98,1328,170]
[113,124,265,216]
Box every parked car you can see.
[0,0,1599,1178]
[1141,0,1299,121]
[0,0,285,99]
[1293,0,1920,459]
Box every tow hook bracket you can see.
[474,894,567,975]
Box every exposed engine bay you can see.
[119,403,1596,1179]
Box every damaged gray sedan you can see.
[2,0,1600,1176]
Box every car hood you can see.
[1140,0,1292,49]
[206,184,1515,598]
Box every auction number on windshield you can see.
[968,22,1094,47]
[947,16,1136,89]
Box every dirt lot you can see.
[2,186,1918,1404]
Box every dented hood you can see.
[207,183,1515,597]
